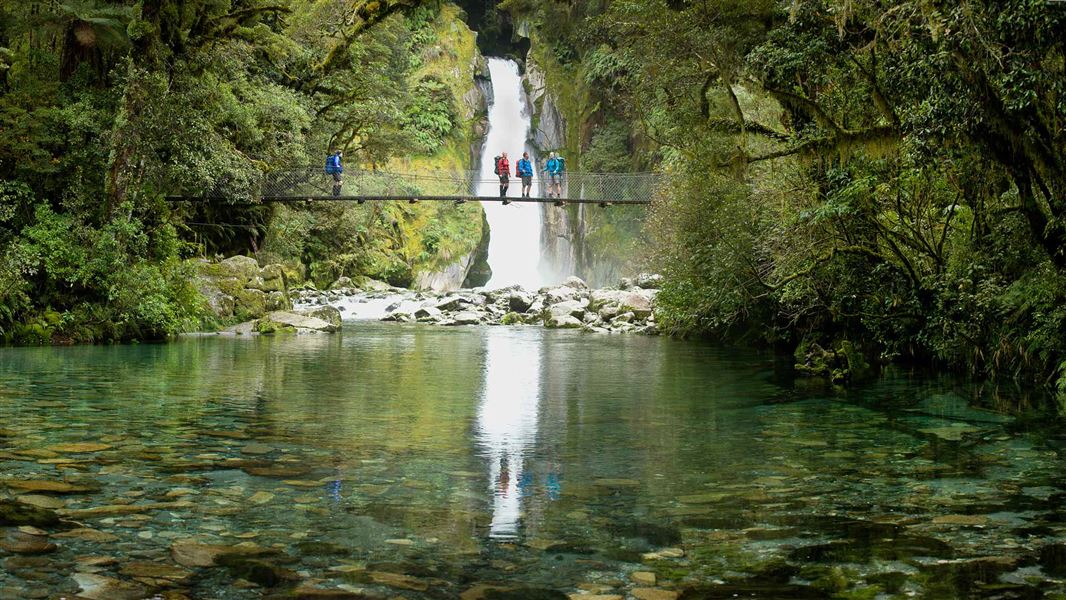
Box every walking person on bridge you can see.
[543,152,562,200]
[325,150,343,197]
[495,152,511,203]
[516,152,534,198]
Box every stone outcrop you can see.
[195,256,292,322]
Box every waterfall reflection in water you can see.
[476,327,547,539]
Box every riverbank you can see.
[293,274,662,334]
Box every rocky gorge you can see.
[294,274,664,334]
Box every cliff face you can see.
[395,4,492,292]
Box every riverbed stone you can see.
[16,495,66,510]
[0,530,57,554]
[0,499,60,527]
[632,589,677,600]
[630,571,656,585]
[2,479,98,494]
[368,570,429,591]
[72,573,149,600]
[932,514,988,527]
[119,561,195,585]
[170,540,275,567]
[46,442,111,453]
[54,528,120,542]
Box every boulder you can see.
[598,305,620,320]
[214,255,260,283]
[415,306,444,321]
[545,313,582,329]
[436,296,466,311]
[635,273,664,289]
[233,288,269,320]
[507,291,534,313]
[543,286,580,305]
[330,276,353,290]
[549,299,588,319]
[451,311,482,325]
[620,290,655,318]
[247,275,285,293]
[300,306,342,329]
[564,276,589,289]
[265,291,289,312]
[619,277,636,289]
[259,263,284,281]
[362,278,391,292]
[589,289,626,310]
[197,282,235,318]
[256,311,338,333]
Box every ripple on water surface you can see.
[0,322,1063,598]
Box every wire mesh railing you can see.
[248,168,661,204]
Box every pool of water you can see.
[1,323,1064,598]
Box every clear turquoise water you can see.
[1,323,1063,598]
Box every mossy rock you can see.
[501,312,526,325]
[234,288,269,321]
[255,320,296,335]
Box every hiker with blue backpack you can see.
[543,152,565,200]
[325,150,343,197]
[516,152,534,198]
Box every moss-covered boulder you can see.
[255,311,338,334]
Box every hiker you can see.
[553,153,566,199]
[494,152,510,202]
[325,150,343,197]
[516,152,534,198]
[543,152,559,199]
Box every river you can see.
[1,323,1063,598]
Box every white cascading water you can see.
[478,58,544,289]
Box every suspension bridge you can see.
[165,168,662,206]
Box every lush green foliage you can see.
[513,0,1066,387]
[0,0,486,342]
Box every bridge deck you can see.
[167,195,649,205]
[164,168,662,206]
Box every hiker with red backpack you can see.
[494,152,511,202]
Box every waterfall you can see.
[478,58,544,289]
